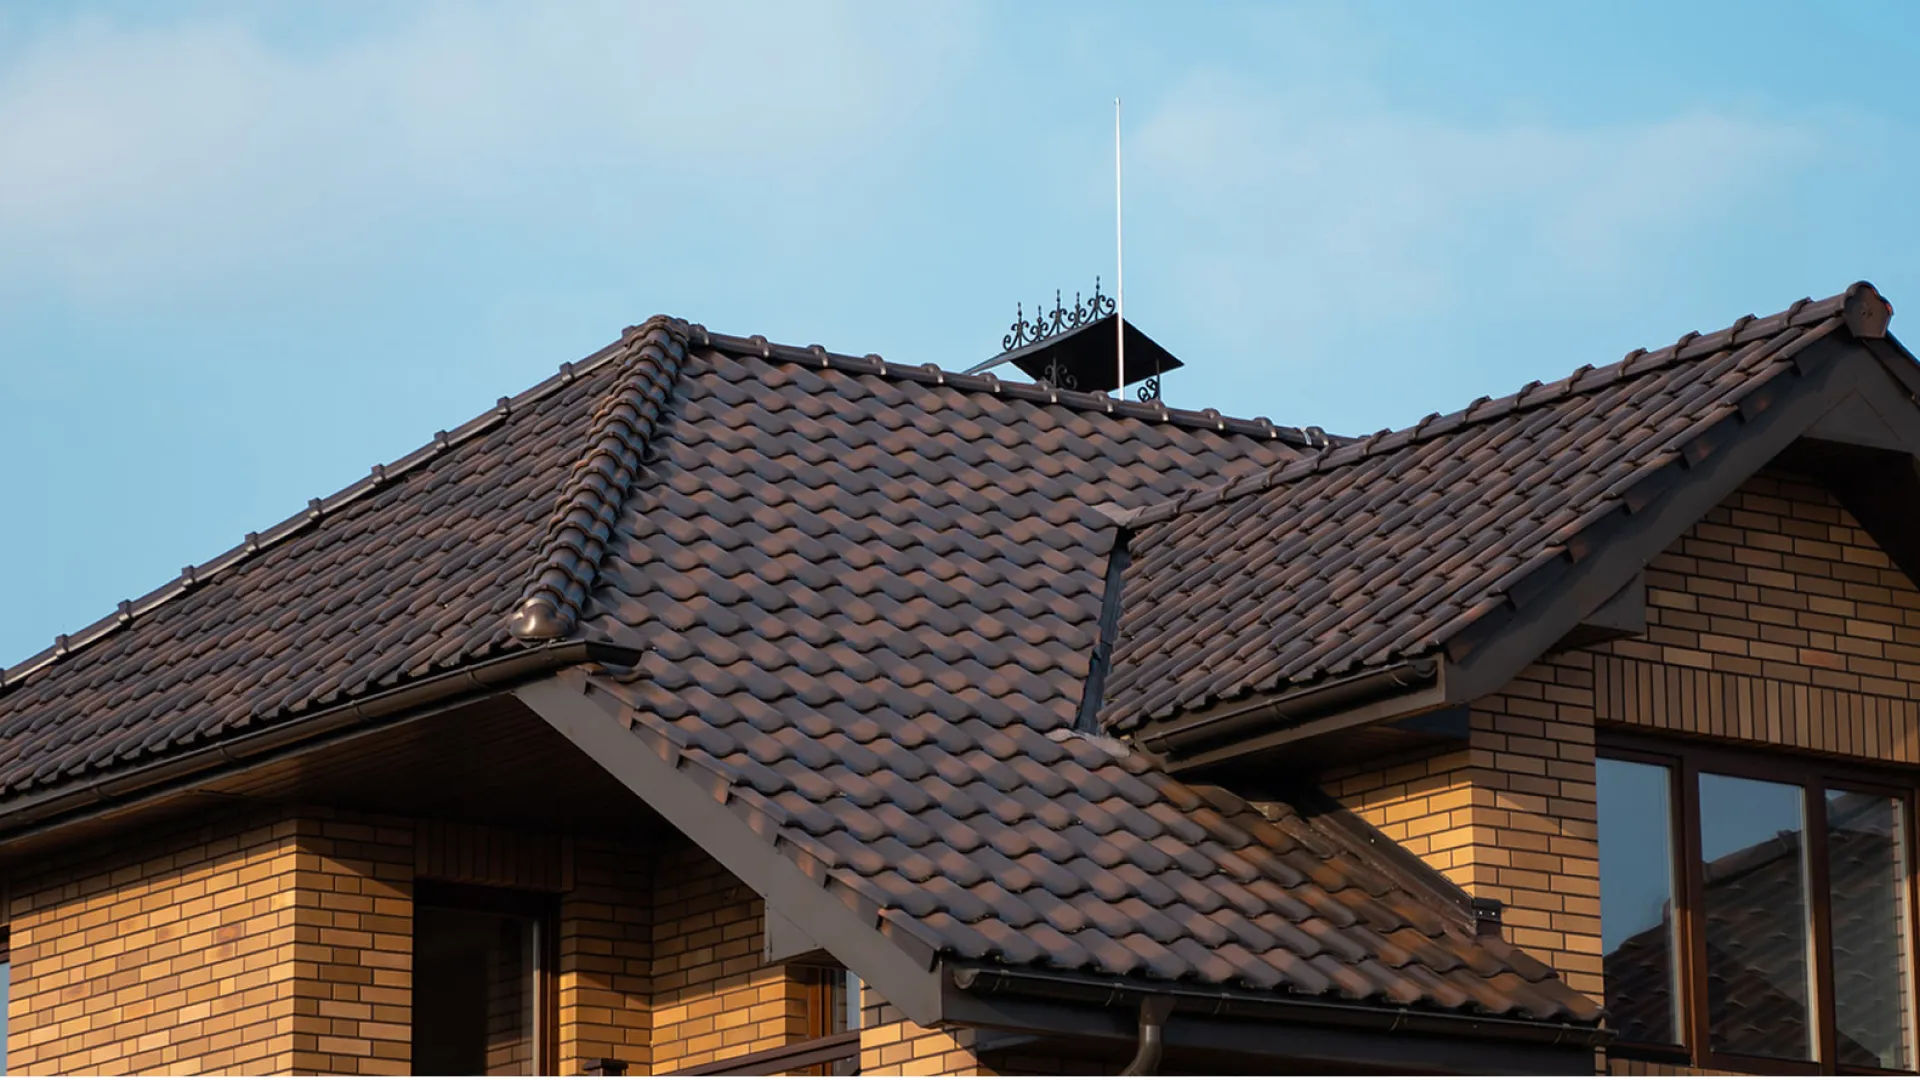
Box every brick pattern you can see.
[1330,657,1602,1001]
[287,812,414,1075]
[1335,469,1920,1075]
[648,844,811,1073]
[1325,748,1478,883]
[858,991,988,1076]
[1462,655,1603,1000]
[557,839,651,1075]
[6,803,834,1077]
[1596,469,1920,758]
[6,810,302,1076]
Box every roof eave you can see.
[0,638,639,849]
[945,964,1606,1074]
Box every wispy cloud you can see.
[1127,72,1819,396]
[0,2,980,292]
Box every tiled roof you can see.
[577,340,1596,1022]
[0,311,1611,1024]
[0,330,659,799]
[1101,283,1897,731]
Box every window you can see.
[800,966,862,1076]
[1599,736,1918,1073]
[803,965,862,1040]
[412,884,553,1077]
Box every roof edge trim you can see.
[1131,658,1439,763]
[516,673,949,1025]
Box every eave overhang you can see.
[944,963,1605,1075]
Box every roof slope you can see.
[1102,283,1899,731]
[577,339,1597,1022]
[1,311,1602,1024]
[0,325,676,801]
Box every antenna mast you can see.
[1114,97,1125,394]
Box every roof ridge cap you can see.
[1118,286,1872,531]
[0,328,639,695]
[687,323,1320,447]
[510,316,691,641]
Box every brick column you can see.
[286,811,414,1075]
[557,839,652,1074]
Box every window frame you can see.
[1601,729,1920,1075]
[411,881,559,1077]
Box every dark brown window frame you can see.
[412,880,561,1077]
[1601,728,1920,1075]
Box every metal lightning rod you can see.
[1114,97,1125,394]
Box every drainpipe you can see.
[1118,996,1175,1076]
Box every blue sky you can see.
[3,0,1917,668]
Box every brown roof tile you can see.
[573,341,1596,1021]
[0,307,1606,1025]
[1102,282,1895,731]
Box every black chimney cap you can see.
[993,313,1183,395]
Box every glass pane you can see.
[1598,758,1683,1045]
[1699,772,1813,1061]
[413,906,539,1076]
[1827,789,1913,1071]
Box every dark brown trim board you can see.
[513,672,949,1025]
[1442,335,1876,704]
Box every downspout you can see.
[1118,996,1175,1076]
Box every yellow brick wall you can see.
[1325,748,1478,884]
[557,838,651,1075]
[1327,657,1602,1002]
[287,812,413,1075]
[1595,469,1920,756]
[6,810,303,1075]
[1336,470,1920,1073]
[646,844,812,1073]
[858,991,988,1076]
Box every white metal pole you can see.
[1115,97,1125,394]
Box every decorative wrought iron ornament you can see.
[1135,375,1161,402]
[1002,278,1117,354]
[1042,358,1079,391]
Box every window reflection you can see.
[1698,772,1813,1061]
[1827,789,1913,1071]
[1598,758,1682,1045]
[413,905,541,1076]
